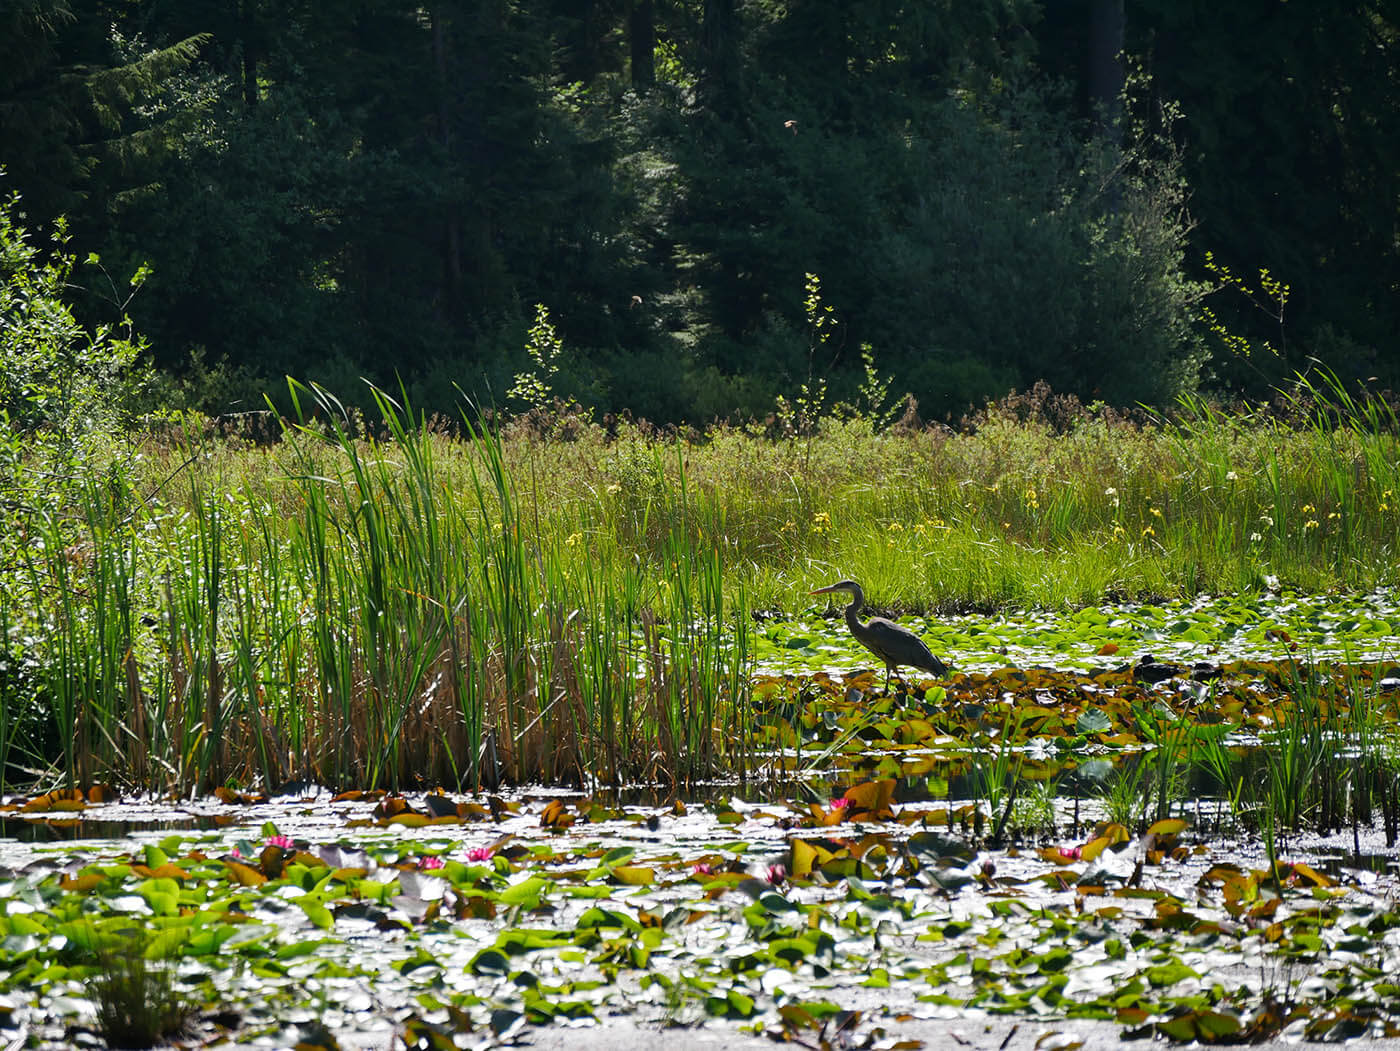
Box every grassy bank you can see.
[2,380,1397,794]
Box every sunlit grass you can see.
[1,377,1397,794]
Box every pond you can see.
[3,594,1400,1049]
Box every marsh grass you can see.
[83,924,196,1049]
[1246,657,1400,848]
[2,384,754,793]
[1,376,1398,793]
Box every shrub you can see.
[0,177,148,449]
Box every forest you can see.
[6,7,1400,1047]
[1,0,1397,424]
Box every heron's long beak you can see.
[809,585,840,595]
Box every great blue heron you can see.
[810,579,949,690]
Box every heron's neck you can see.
[843,593,865,629]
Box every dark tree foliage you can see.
[1043,0,1399,395]
[1,0,1393,421]
[0,0,205,221]
[1139,1,1399,392]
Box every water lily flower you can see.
[692,862,715,877]
[1059,845,1083,860]
[466,846,496,863]
[419,855,445,870]
[265,834,295,851]
[765,863,787,886]
[229,846,242,858]
[830,796,850,812]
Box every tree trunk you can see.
[700,0,738,116]
[239,0,258,108]
[431,7,462,300]
[630,0,655,90]
[1088,0,1124,142]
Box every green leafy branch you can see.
[508,304,570,412]
[1199,251,1290,367]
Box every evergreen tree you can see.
[0,0,205,222]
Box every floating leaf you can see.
[224,860,267,887]
[1145,818,1187,837]
[1075,709,1112,735]
[789,839,819,880]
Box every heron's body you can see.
[811,579,948,688]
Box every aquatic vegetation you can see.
[3,757,1400,1048]
[0,387,755,795]
[1,385,1399,1044]
[87,926,195,1050]
[3,380,1400,794]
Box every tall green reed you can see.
[5,383,754,793]
[9,380,1400,794]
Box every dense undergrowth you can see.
[1,377,1397,795]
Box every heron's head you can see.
[810,579,861,597]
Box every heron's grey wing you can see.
[864,618,934,665]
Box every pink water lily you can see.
[419,855,445,870]
[692,862,715,876]
[265,834,295,850]
[466,845,496,863]
[766,863,787,886]
[830,796,850,811]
